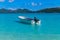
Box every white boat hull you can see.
[18,16,41,25]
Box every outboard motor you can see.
[34,17,39,23]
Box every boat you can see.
[18,16,41,25]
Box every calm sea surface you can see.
[0,13,60,40]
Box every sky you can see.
[0,0,60,10]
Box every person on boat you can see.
[34,17,39,23]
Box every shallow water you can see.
[0,13,60,40]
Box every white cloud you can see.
[39,3,42,6]
[8,8,16,10]
[31,2,42,6]
[0,0,4,2]
[24,2,42,7]
[9,0,14,3]
[31,2,37,6]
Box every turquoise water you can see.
[0,13,60,40]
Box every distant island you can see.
[0,8,34,13]
[0,7,60,13]
[36,7,60,13]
